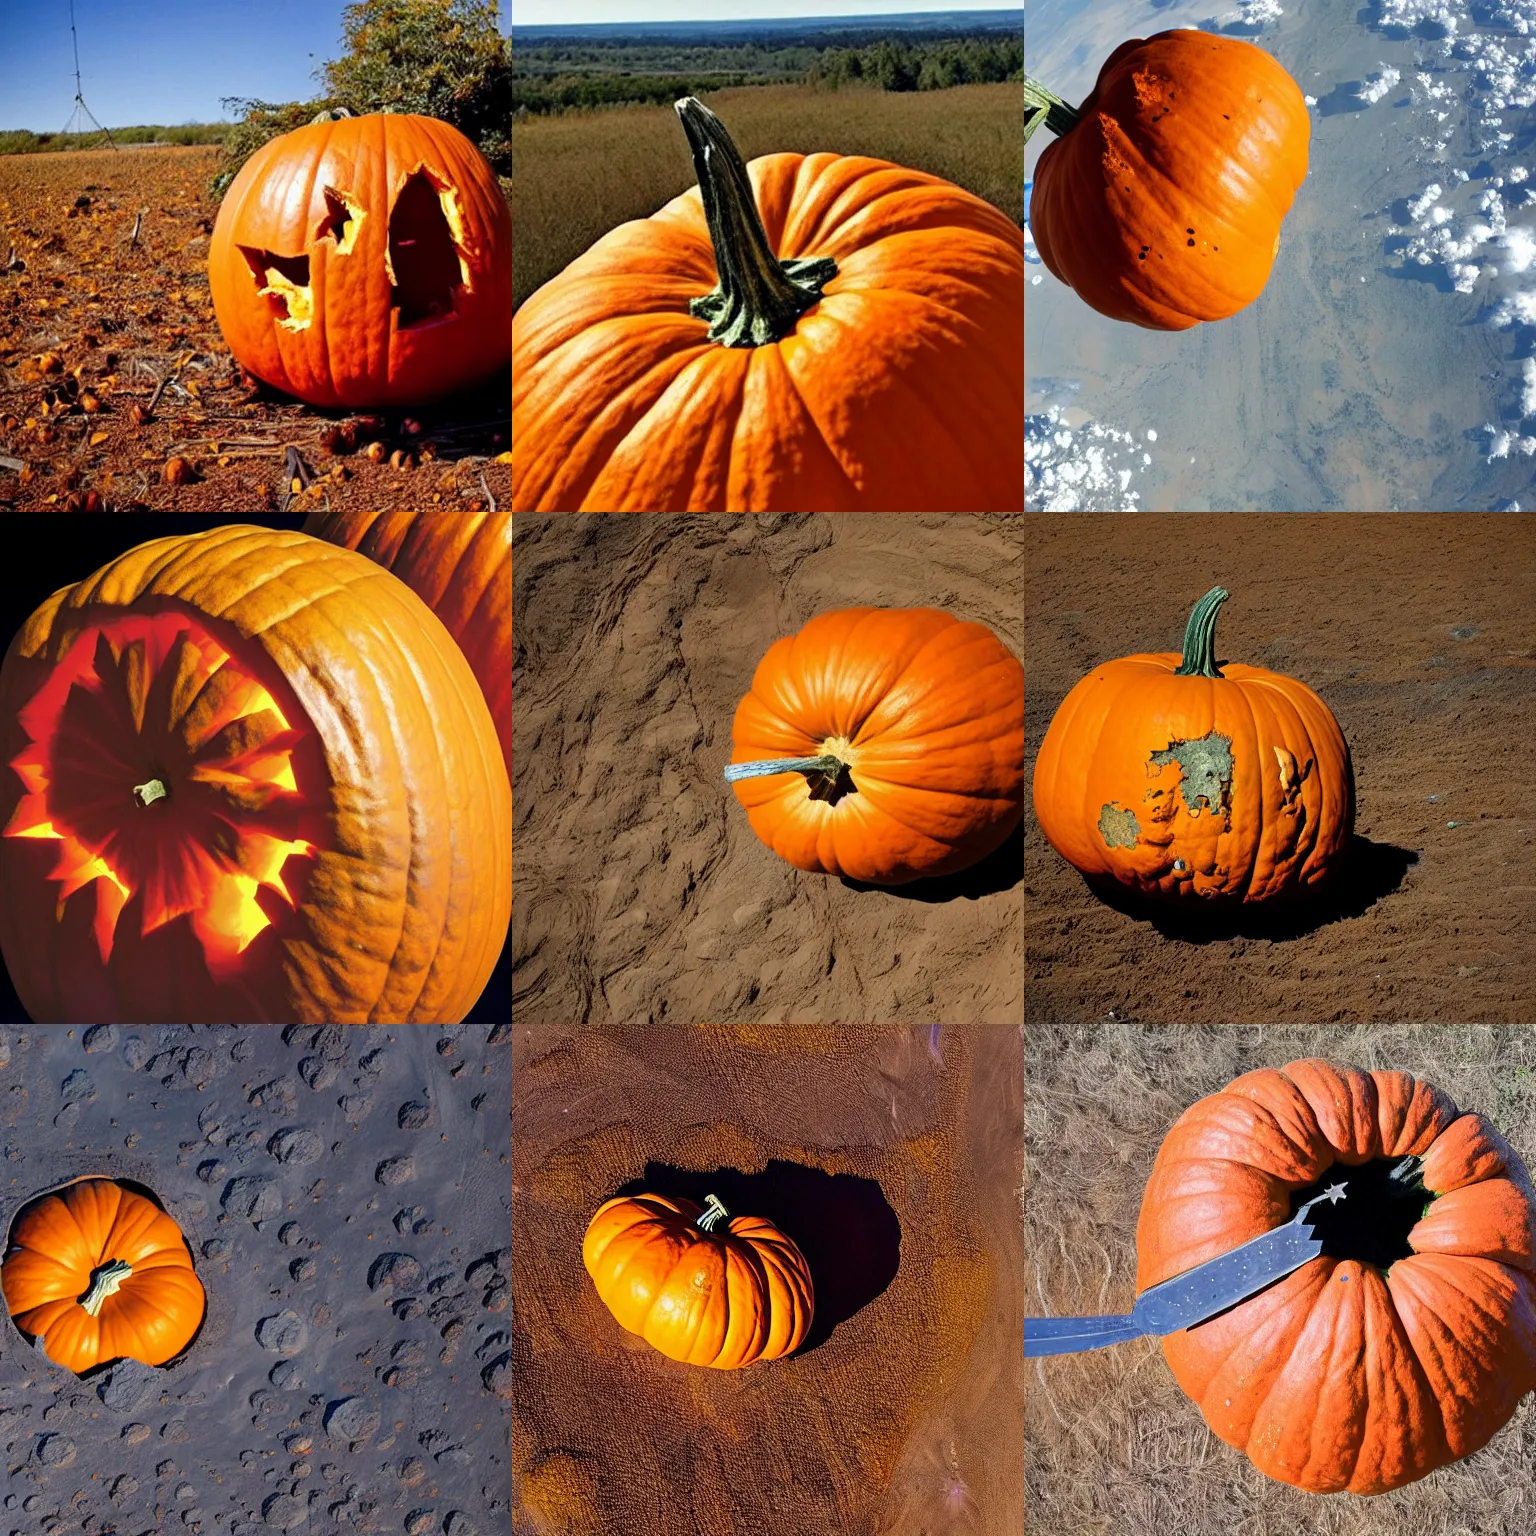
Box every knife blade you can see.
[1026,1179,1346,1359]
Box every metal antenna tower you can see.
[60,0,116,148]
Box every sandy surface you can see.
[512,514,1024,1026]
[1025,513,1536,1024]
[1026,1020,1536,1535]
[512,1022,1023,1534]
[0,1022,510,1531]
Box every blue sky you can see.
[0,1,510,131]
[512,2,1020,24]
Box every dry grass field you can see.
[1026,1022,1536,1535]
[512,82,1024,310]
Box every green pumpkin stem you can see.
[1172,587,1230,680]
[80,1257,133,1316]
[1024,76,1082,146]
[674,97,838,348]
[132,778,168,807]
[696,1194,731,1231]
[723,753,847,783]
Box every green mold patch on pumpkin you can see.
[1147,732,1233,819]
[1098,802,1140,848]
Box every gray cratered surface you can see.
[0,1023,510,1533]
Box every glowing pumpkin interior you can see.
[2,610,321,978]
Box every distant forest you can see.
[513,21,1023,116]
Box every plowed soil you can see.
[1025,513,1536,1024]
[513,1022,1023,1535]
[0,147,509,511]
[512,512,1024,1027]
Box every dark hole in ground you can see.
[615,1159,901,1356]
[1288,1154,1431,1270]
[389,172,461,328]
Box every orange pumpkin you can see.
[3,1179,205,1374]
[209,111,512,408]
[1028,32,1310,329]
[1138,1059,1536,1493]
[1032,587,1352,903]
[302,511,511,778]
[725,608,1024,885]
[583,1192,813,1368]
[0,525,510,1023]
[513,97,1024,511]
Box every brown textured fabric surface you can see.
[512,1023,1023,1534]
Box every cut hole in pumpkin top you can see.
[1288,1154,1433,1271]
[387,169,465,328]
[239,246,313,331]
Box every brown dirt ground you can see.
[1025,513,1536,1025]
[1026,1021,1536,1535]
[513,1022,1023,1535]
[0,147,509,511]
[513,513,1024,1027]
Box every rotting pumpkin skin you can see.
[1136,1060,1536,1494]
[1031,31,1311,330]
[1032,588,1353,903]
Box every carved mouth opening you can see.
[1289,1155,1432,1271]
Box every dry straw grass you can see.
[1025,1022,1536,1535]
[512,82,1023,311]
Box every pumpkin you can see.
[1027,31,1310,330]
[1137,1059,1536,1494]
[0,525,510,1024]
[724,607,1024,885]
[1032,586,1352,903]
[512,96,1024,511]
[301,511,511,779]
[3,1178,205,1374]
[209,110,512,408]
[583,1192,813,1368]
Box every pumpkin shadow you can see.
[840,830,1022,903]
[1085,835,1418,943]
[614,1159,901,1356]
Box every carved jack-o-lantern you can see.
[208,111,512,410]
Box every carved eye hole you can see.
[238,247,312,329]
[388,169,463,329]
[315,187,361,250]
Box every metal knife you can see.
[1026,1180,1347,1358]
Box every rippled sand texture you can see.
[512,1023,1024,1534]
[513,513,1024,1026]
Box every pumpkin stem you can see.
[674,97,838,348]
[723,754,848,784]
[1024,76,1082,146]
[80,1257,133,1316]
[132,777,168,807]
[696,1194,731,1232]
[1172,587,1230,680]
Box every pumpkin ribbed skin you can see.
[583,1193,814,1369]
[1032,590,1352,903]
[3,1179,205,1374]
[302,512,511,778]
[512,151,1025,511]
[0,525,510,1023]
[1137,1060,1536,1494]
[209,113,512,408]
[728,607,1024,885]
[1031,31,1310,330]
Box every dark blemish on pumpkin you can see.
[1098,803,1141,849]
[1139,252,1147,260]
[1186,228,1194,234]
[1187,239,1195,246]
[1146,733,1235,821]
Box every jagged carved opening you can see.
[239,247,313,330]
[1288,1155,1432,1271]
[315,187,362,253]
[387,170,462,328]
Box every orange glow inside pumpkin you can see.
[2,611,318,975]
